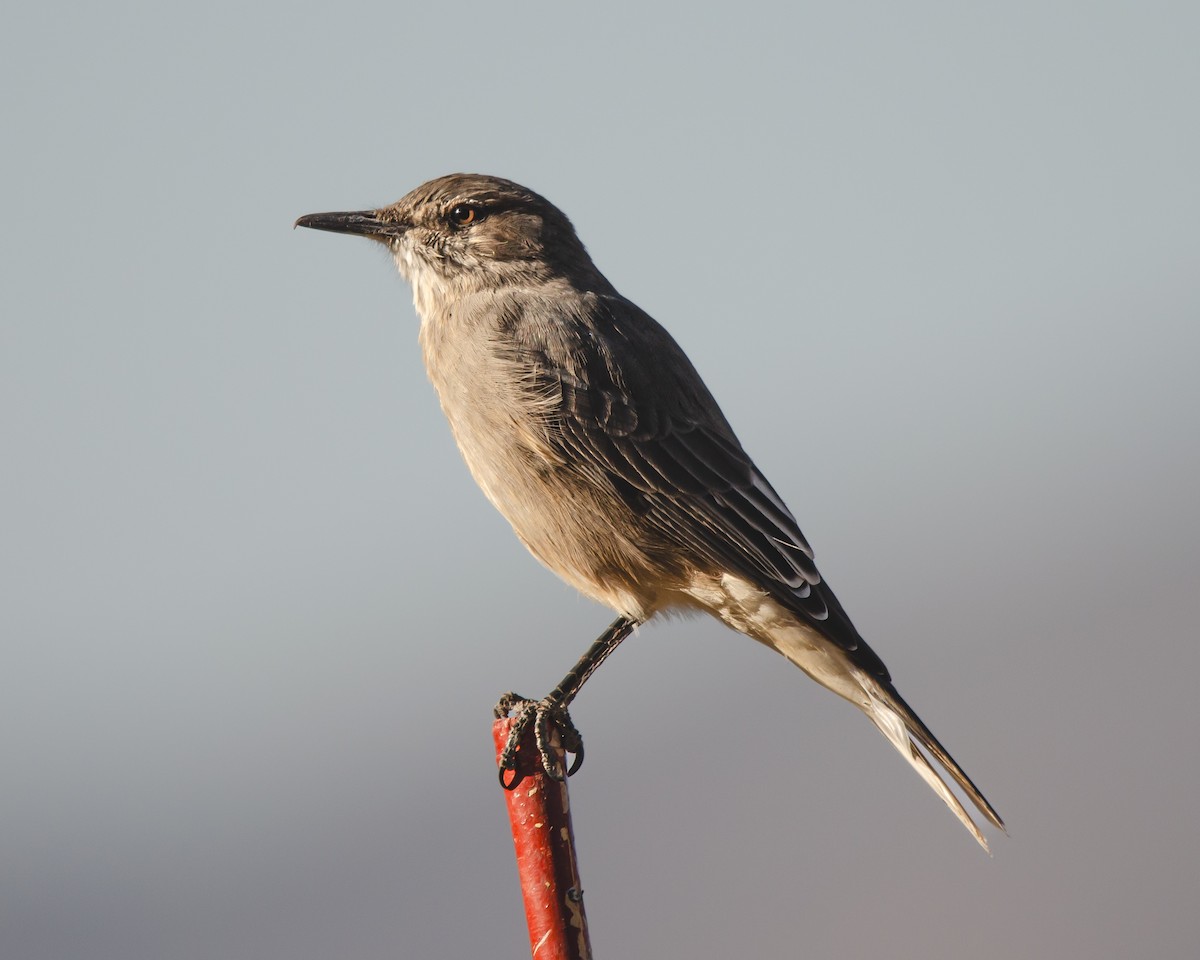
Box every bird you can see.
[295,173,1004,850]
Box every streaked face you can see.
[296,173,596,316]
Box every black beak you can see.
[294,210,405,238]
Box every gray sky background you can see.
[3,2,1198,958]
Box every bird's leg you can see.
[495,616,640,788]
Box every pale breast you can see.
[420,308,552,504]
[416,304,664,618]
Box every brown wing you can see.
[526,294,890,680]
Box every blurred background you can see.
[3,2,1198,957]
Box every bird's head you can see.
[296,174,605,316]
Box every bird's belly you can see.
[459,426,664,618]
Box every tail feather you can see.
[766,622,1003,852]
[882,681,1006,833]
[861,681,999,852]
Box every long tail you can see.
[769,624,1005,852]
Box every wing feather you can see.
[540,331,886,677]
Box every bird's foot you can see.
[494,692,584,789]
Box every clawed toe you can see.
[495,692,584,789]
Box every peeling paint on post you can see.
[494,718,593,960]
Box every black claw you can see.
[566,744,584,776]
[499,766,523,790]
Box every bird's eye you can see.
[448,203,482,227]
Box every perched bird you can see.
[296,174,1004,850]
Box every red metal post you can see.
[493,718,593,960]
